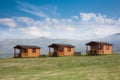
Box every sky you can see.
[0,0,120,40]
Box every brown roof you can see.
[48,43,75,48]
[14,45,40,49]
[86,41,112,45]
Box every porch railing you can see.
[86,50,104,55]
[15,53,21,58]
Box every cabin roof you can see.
[86,41,112,45]
[14,45,40,49]
[48,43,75,48]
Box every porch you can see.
[86,50,104,55]
[14,48,21,58]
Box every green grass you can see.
[0,54,120,80]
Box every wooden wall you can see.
[54,47,74,56]
[103,45,112,54]
[54,47,64,56]
[88,44,112,55]
[21,48,40,58]
[64,47,74,56]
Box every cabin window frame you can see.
[32,48,36,53]
[59,47,63,52]
[92,45,97,49]
[67,47,71,52]
[98,44,102,50]
[22,48,28,53]
[106,45,110,50]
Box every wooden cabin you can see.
[14,45,40,58]
[86,41,112,55]
[48,43,75,56]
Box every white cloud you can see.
[80,13,95,21]
[1,12,120,40]
[65,27,76,32]
[71,16,79,19]
[0,18,16,28]
[19,26,51,37]
[80,12,117,24]
[51,18,59,24]
[16,17,33,23]
[18,2,59,18]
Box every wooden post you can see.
[86,45,88,55]
[49,47,50,56]
[49,47,50,53]
[14,48,16,58]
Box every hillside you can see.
[0,55,120,80]
[0,33,120,57]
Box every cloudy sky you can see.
[0,0,120,40]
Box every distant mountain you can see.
[0,37,87,58]
[100,33,120,53]
[0,33,120,58]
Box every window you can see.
[92,45,97,49]
[98,45,102,50]
[68,47,71,52]
[32,48,36,53]
[106,45,110,50]
[59,47,63,52]
[22,48,27,53]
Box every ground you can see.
[0,54,120,80]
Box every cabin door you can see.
[93,50,98,55]
[53,52,57,56]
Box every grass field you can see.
[0,54,120,80]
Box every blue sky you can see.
[0,0,120,40]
